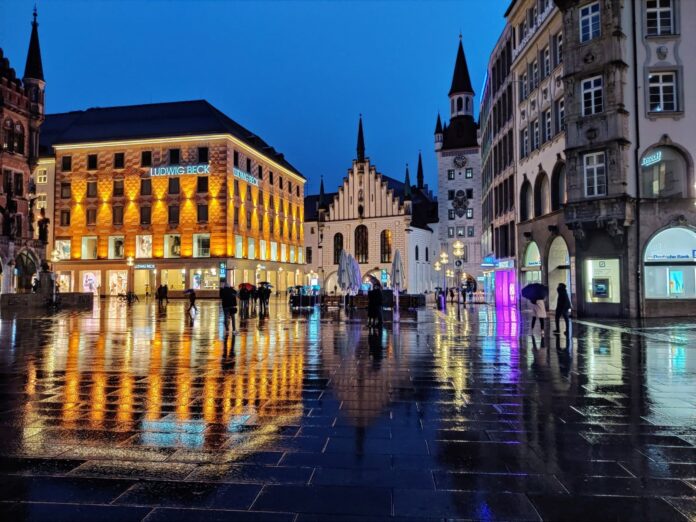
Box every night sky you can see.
[1,1,506,194]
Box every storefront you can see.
[494,260,517,307]
[583,258,621,305]
[133,264,156,296]
[547,236,572,310]
[521,241,542,286]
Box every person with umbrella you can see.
[522,283,548,336]
[219,283,238,334]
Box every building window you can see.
[447,169,455,180]
[246,158,252,173]
[61,156,72,172]
[555,97,565,132]
[448,209,455,220]
[583,151,607,197]
[169,149,180,165]
[140,206,151,225]
[465,168,473,178]
[448,190,455,201]
[466,208,474,219]
[333,233,343,264]
[582,75,603,116]
[554,32,563,66]
[543,109,552,142]
[168,205,179,224]
[164,234,181,258]
[648,71,677,112]
[466,188,474,199]
[36,168,47,184]
[197,176,209,193]
[197,204,208,223]
[543,46,550,77]
[531,60,539,88]
[136,234,152,258]
[168,177,180,195]
[233,150,239,167]
[467,226,475,237]
[306,247,313,265]
[380,230,392,263]
[113,179,124,197]
[113,152,125,169]
[415,246,419,261]
[108,236,125,259]
[355,225,368,264]
[279,177,284,189]
[532,119,540,150]
[457,226,465,237]
[54,239,71,260]
[141,151,152,167]
[60,210,70,226]
[580,2,601,43]
[448,227,455,238]
[35,193,47,209]
[13,172,23,196]
[641,147,687,198]
[61,182,71,199]
[87,154,98,170]
[646,0,674,36]
[86,208,97,225]
[112,206,124,225]
[140,178,152,196]
[644,227,696,299]
[81,236,98,260]
[520,73,528,101]
[193,233,211,258]
[520,128,529,158]
[198,147,209,163]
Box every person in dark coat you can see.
[554,283,571,335]
[367,284,383,328]
[220,284,238,333]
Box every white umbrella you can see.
[351,257,362,295]
[391,249,405,320]
[337,250,350,294]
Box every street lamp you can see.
[452,240,464,308]
[126,256,134,296]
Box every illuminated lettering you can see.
[641,150,662,167]
[233,167,259,186]
[149,164,210,176]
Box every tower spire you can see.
[356,114,365,162]
[318,175,326,209]
[417,151,424,189]
[404,164,412,201]
[24,5,44,81]
[449,37,473,96]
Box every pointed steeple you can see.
[24,6,44,81]
[318,175,326,209]
[356,114,365,162]
[403,164,412,201]
[449,36,473,96]
[434,113,442,134]
[416,151,424,189]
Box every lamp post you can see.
[126,256,134,296]
[452,240,464,312]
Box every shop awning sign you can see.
[149,164,210,176]
[134,263,155,269]
[233,168,259,187]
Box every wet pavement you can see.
[0,298,695,521]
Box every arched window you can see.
[534,172,550,217]
[551,162,566,211]
[520,180,532,221]
[415,245,419,261]
[333,233,343,265]
[14,124,24,155]
[465,97,470,112]
[380,230,392,263]
[3,120,14,152]
[644,227,696,299]
[457,97,463,112]
[355,225,368,263]
[641,147,689,198]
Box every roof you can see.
[442,115,479,150]
[40,100,304,178]
[449,39,474,96]
[24,11,44,81]
[304,192,337,221]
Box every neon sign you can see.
[641,150,662,167]
[219,262,227,279]
[134,263,155,269]
[233,167,259,186]
[149,164,210,176]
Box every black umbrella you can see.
[521,283,548,302]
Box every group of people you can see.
[155,284,170,308]
[528,282,571,337]
[237,285,272,318]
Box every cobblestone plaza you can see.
[0,300,695,520]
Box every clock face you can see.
[453,155,468,168]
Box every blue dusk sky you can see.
[1,0,507,194]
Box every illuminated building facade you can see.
[43,100,305,297]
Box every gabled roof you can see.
[449,39,474,96]
[40,100,304,178]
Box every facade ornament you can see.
[669,214,688,227]
[656,45,668,60]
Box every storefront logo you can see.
[149,164,210,176]
[641,150,662,168]
[134,263,155,269]
[481,255,498,268]
[219,262,227,279]
[233,167,259,187]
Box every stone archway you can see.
[547,236,571,310]
[15,250,38,293]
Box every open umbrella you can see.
[391,249,405,318]
[183,288,195,294]
[521,283,548,302]
[238,282,255,291]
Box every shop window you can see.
[641,147,687,198]
[87,180,98,198]
[193,233,211,258]
[161,268,186,291]
[644,227,696,299]
[81,236,98,260]
[164,234,181,258]
[114,152,125,169]
[55,239,71,260]
[584,258,621,303]
[108,236,125,259]
[191,268,220,291]
[141,151,152,167]
[87,154,98,170]
[136,234,152,258]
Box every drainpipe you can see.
[631,0,642,320]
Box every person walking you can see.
[163,284,169,305]
[220,283,238,333]
[449,288,455,304]
[187,289,198,314]
[530,297,547,335]
[553,283,571,335]
[239,286,249,318]
[367,284,383,329]
[156,284,164,308]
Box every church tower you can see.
[23,7,46,163]
[434,36,482,288]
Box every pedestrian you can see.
[156,284,164,308]
[187,289,197,314]
[239,286,249,318]
[367,284,383,328]
[163,284,169,305]
[220,283,238,333]
[449,288,455,304]
[554,283,571,335]
[530,297,547,335]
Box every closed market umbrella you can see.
[337,250,350,294]
[350,256,362,295]
[391,249,405,320]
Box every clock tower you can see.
[434,36,482,289]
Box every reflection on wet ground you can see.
[0,298,695,521]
